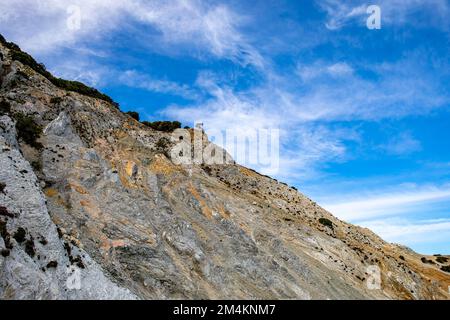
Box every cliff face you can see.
[0,40,449,300]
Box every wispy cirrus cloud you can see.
[321,183,450,221]
[360,218,450,253]
[119,70,199,100]
[2,0,450,254]
[0,0,263,68]
[318,0,450,30]
[296,61,354,81]
[380,132,422,156]
[161,47,449,181]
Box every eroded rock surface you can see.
[0,39,449,300]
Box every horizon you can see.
[1,0,449,254]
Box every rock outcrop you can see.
[0,38,449,300]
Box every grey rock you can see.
[0,38,449,300]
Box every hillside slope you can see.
[0,38,449,300]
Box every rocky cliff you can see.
[0,37,449,300]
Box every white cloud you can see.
[119,70,198,100]
[0,0,128,52]
[360,218,450,247]
[319,0,450,30]
[380,132,422,156]
[0,0,263,67]
[162,71,355,180]
[293,55,449,122]
[297,61,354,80]
[161,47,449,181]
[322,184,450,221]
[326,62,354,76]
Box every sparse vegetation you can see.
[31,160,42,172]
[440,266,450,273]
[0,206,13,218]
[125,111,140,121]
[39,237,48,246]
[143,121,181,132]
[154,137,172,158]
[0,100,11,115]
[0,182,5,194]
[420,257,435,264]
[399,255,405,261]
[0,249,10,257]
[0,220,12,250]
[13,227,26,243]
[201,164,212,175]
[15,70,30,80]
[319,218,333,229]
[1,34,118,107]
[436,256,448,264]
[50,97,63,104]
[25,239,35,257]
[14,113,43,149]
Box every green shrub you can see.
[14,113,43,149]
[155,137,171,157]
[125,111,140,121]
[1,33,118,107]
[441,266,450,273]
[436,256,448,264]
[11,50,51,77]
[318,218,333,228]
[420,257,435,264]
[155,137,170,150]
[49,77,115,105]
[143,121,181,132]
[31,161,42,171]
[16,70,30,80]
[50,97,63,104]
[0,34,21,51]
[0,100,11,115]
[13,227,26,243]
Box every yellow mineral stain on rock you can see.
[149,154,177,175]
[110,239,127,248]
[79,200,91,207]
[44,188,58,197]
[217,204,230,219]
[187,183,213,219]
[70,183,88,195]
[79,199,101,218]
[238,166,259,178]
[125,161,137,178]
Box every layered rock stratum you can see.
[0,37,449,300]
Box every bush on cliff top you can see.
[1,34,118,107]
[142,121,181,132]
[125,111,140,121]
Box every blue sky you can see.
[1,0,449,254]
